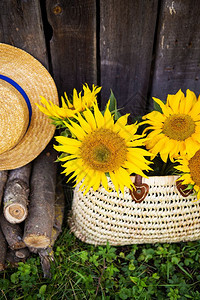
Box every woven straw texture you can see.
[0,43,58,170]
[69,176,200,245]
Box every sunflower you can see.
[36,83,101,120]
[54,102,152,194]
[142,89,200,162]
[175,149,200,199]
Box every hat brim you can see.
[0,43,59,170]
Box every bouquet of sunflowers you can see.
[37,84,200,199]
[37,85,200,245]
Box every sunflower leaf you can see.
[153,99,166,113]
[184,184,194,191]
[108,90,121,120]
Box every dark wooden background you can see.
[1,0,200,117]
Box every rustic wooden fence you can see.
[1,0,200,118]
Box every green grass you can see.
[1,225,200,300]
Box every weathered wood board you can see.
[0,0,48,67]
[150,0,200,110]
[100,0,158,117]
[46,0,97,97]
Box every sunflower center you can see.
[189,150,200,186]
[93,145,111,163]
[80,128,127,172]
[162,114,195,141]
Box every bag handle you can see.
[129,174,149,203]
[176,179,194,197]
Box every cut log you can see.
[6,248,29,267]
[30,178,65,278]
[23,145,57,249]
[0,171,8,205]
[0,226,7,271]
[0,213,25,250]
[15,247,30,260]
[6,250,21,267]
[3,164,31,224]
[51,177,65,244]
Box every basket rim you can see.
[130,175,180,185]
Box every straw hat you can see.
[0,43,59,170]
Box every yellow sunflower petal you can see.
[142,110,166,122]
[53,144,79,154]
[185,137,200,158]
[94,103,104,128]
[36,103,52,117]
[65,120,87,140]
[145,128,163,139]
[55,136,81,147]
[93,171,101,191]
[104,101,114,128]
[184,89,197,114]
[58,154,77,162]
[166,90,182,112]
[109,171,119,193]
[113,114,129,131]
[73,113,92,133]
[189,98,200,118]
[123,161,149,178]
[152,97,173,116]
[83,109,97,130]
[196,189,200,200]
[100,172,108,191]
[149,136,169,158]
[72,89,82,110]
[63,92,74,108]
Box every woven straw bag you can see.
[69,175,200,246]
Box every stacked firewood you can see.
[0,144,65,278]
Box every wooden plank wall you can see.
[150,0,200,110]
[0,0,200,118]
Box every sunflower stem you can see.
[161,162,167,176]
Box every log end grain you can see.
[11,240,26,250]
[15,248,30,259]
[24,234,50,249]
[4,203,28,224]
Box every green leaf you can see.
[38,285,47,296]
[128,261,135,271]
[184,258,194,266]
[102,89,121,121]
[153,98,166,113]
[130,276,139,284]
[79,251,89,263]
[10,273,19,284]
[118,287,132,299]
[109,90,117,112]
[89,254,99,267]
[171,256,180,264]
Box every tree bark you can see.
[6,249,29,266]
[51,178,65,245]
[23,145,57,249]
[3,164,31,224]
[0,213,25,250]
[31,177,65,278]
[0,226,7,271]
[0,171,8,205]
